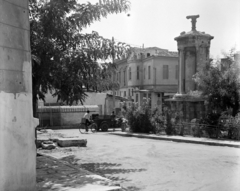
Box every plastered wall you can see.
[0,0,38,190]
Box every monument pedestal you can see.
[165,94,206,122]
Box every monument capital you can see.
[186,15,199,31]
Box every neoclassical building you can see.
[110,47,179,111]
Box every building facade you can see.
[111,47,179,111]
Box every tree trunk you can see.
[32,94,38,118]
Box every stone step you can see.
[57,138,87,147]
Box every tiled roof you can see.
[133,47,178,57]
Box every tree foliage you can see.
[193,49,240,116]
[29,0,131,115]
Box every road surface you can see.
[41,129,240,191]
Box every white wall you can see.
[83,93,107,114]
[0,0,37,190]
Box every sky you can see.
[80,0,240,59]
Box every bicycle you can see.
[79,119,98,133]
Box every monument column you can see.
[175,15,213,94]
[178,48,185,94]
[0,0,38,190]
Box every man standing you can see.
[83,110,91,132]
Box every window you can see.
[128,89,130,96]
[163,65,169,79]
[129,67,131,80]
[137,66,139,80]
[136,94,139,102]
[144,67,145,79]
[148,66,151,79]
[175,65,178,79]
[132,89,134,96]
[124,91,126,97]
[124,70,126,86]
[154,68,156,84]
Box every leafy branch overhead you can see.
[30,0,131,110]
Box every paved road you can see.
[44,129,240,191]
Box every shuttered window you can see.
[163,65,169,79]
[148,66,151,79]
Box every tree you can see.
[193,49,240,116]
[29,0,131,116]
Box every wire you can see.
[114,38,143,48]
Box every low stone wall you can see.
[37,105,99,128]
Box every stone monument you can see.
[165,15,214,121]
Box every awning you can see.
[164,93,176,96]
[106,94,129,101]
[134,89,152,93]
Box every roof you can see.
[175,30,214,41]
[134,85,178,93]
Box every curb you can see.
[110,132,240,148]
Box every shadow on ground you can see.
[37,155,121,191]
[60,155,146,190]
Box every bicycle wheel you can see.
[79,123,86,133]
[90,123,98,133]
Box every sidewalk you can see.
[37,153,122,191]
[109,131,240,148]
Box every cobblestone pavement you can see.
[37,154,121,191]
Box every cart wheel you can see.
[100,122,109,132]
[90,123,98,133]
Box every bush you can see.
[203,112,221,138]
[150,107,165,134]
[227,113,240,140]
[127,98,155,133]
[203,111,240,140]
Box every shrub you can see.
[126,98,154,133]
[150,107,165,134]
[161,108,184,135]
[203,112,221,138]
[227,113,240,140]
